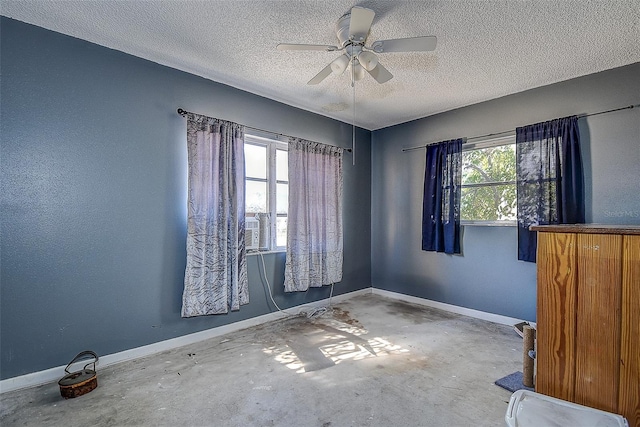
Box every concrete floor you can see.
[0,294,523,426]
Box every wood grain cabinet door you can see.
[574,233,622,413]
[536,232,577,401]
[619,235,640,426]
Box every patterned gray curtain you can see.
[182,114,248,316]
[284,138,344,292]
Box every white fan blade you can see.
[277,43,339,52]
[371,36,437,53]
[307,64,334,85]
[348,6,375,42]
[367,62,393,84]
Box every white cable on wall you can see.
[257,252,334,319]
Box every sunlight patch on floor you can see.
[263,319,408,373]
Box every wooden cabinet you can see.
[533,224,640,426]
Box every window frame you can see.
[244,133,288,251]
[460,134,517,227]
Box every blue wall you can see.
[0,18,372,380]
[371,62,640,322]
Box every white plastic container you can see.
[505,390,629,427]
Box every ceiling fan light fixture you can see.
[331,54,350,74]
[358,51,378,71]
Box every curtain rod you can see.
[177,108,352,153]
[401,104,639,152]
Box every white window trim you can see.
[461,219,516,227]
[460,134,517,226]
[462,133,515,152]
[245,133,288,251]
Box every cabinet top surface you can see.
[530,224,640,234]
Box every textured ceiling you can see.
[2,0,639,130]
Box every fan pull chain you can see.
[352,58,356,165]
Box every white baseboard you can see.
[371,288,524,326]
[0,287,372,394]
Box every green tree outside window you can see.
[461,144,516,222]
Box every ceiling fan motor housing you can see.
[336,13,365,47]
[335,12,372,74]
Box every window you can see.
[245,134,288,250]
[460,135,516,225]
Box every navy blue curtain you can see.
[516,116,584,262]
[422,139,464,254]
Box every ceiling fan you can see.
[277,6,437,85]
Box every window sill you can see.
[247,249,286,256]
[461,220,516,227]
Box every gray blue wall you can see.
[371,62,640,322]
[0,18,371,380]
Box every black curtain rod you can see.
[177,108,352,153]
[402,104,639,152]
